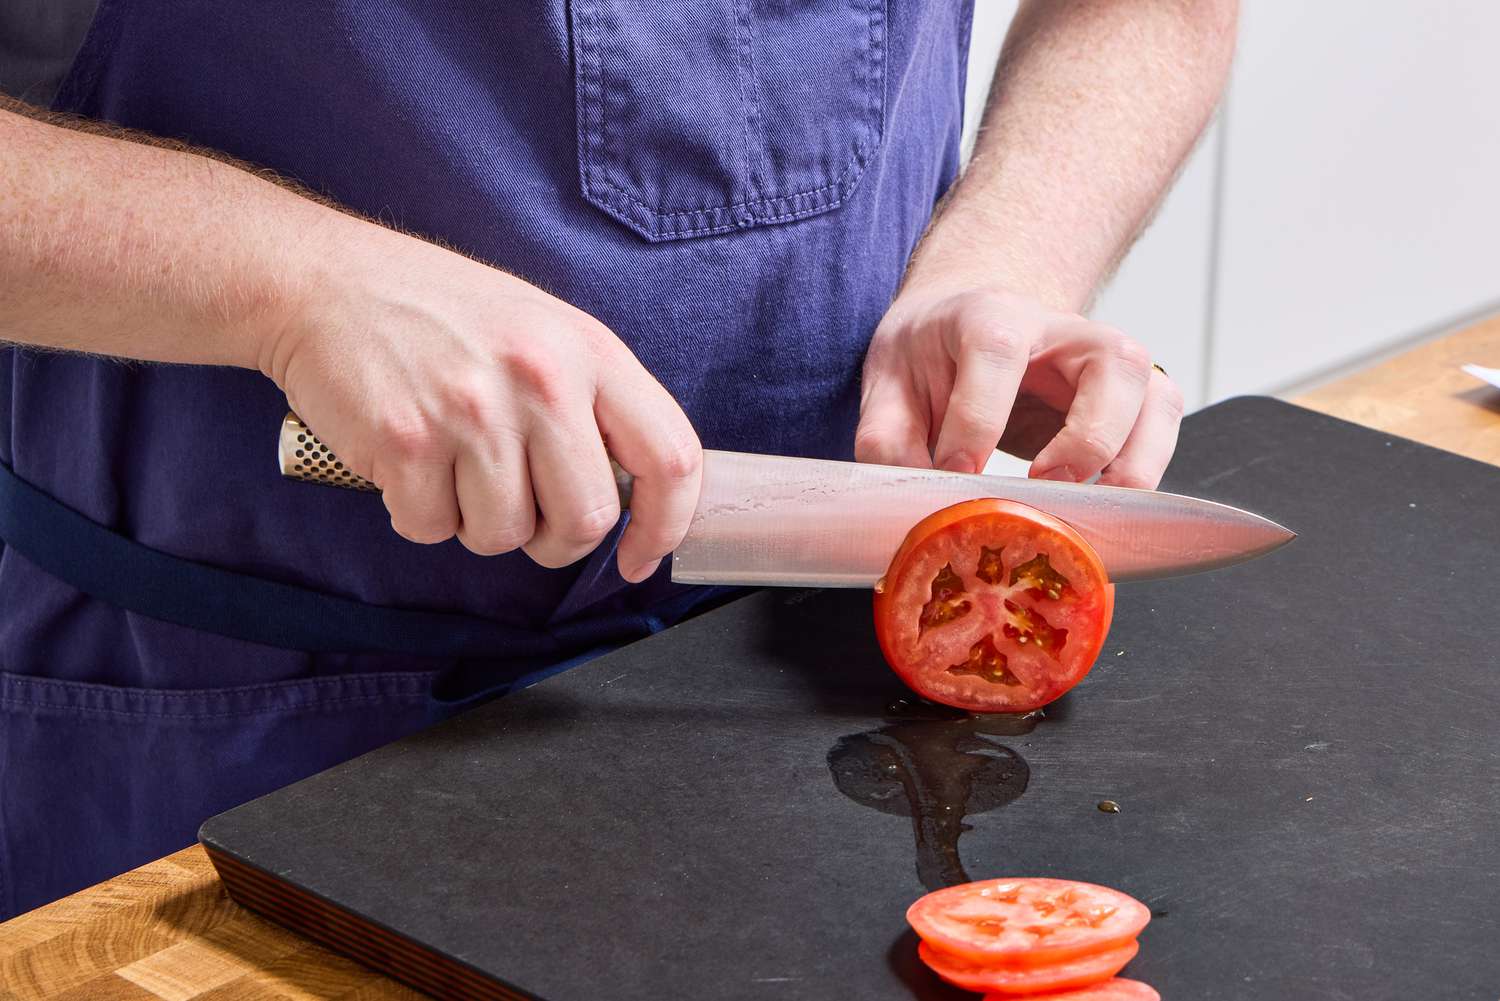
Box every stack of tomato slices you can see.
[907,878,1156,1000]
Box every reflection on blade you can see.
[671,451,1295,587]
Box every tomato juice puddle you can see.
[828,699,1036,891]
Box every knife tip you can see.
[1258,515,1298,551]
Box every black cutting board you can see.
[200,397,1500,1000]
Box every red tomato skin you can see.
[982,978,1160,1001]
[919,939,1138,994]
[906,877,1150,968]
[873,498,1114,713]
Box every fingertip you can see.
[620,556,662,584]
[1031,432,1115,483]
[1099,465,1164,491]
[935,451,981,475]
[1030,462,1081,483]
[854,379,933,469]
[854,431,933,469]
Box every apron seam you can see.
[731,0,766,202]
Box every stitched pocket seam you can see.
[573,0,887,241]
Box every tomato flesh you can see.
[982,978,1160,1001]
[906,877,1149,967]
[875,499,1114,713]
[919,939,1138,995]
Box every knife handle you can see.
[277,411,635,508]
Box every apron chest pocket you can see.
[570,0,887,242]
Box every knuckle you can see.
[1103,334,1153,376]
[942,415,1002,466]
[503,344,568,407]
[637,511,691,553]
[1066,428,1120,470]
[557,501,620,549]
[443,374,496,427]
[853,423,898,463]
[1103,464,1157,490]
[654,428,703,482]
[960,317,1028,362]
[376,419,441,465]
[950,396,1004,435]
[1085,320,1127,343]
[1156,378,1186,421]
[947,288,996,317]
[628,533,679,568]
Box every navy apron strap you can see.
[0,460,568,659]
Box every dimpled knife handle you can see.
[277,411,635,506]
[279,412,378,491]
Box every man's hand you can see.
[263,225,701,580]
[0,101,700,581]
[858,0,1235,487]
[855,286,1181,488]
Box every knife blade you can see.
[672,449,1293,586]
[278,411,1293,586]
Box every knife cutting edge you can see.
[278,411,1294,587]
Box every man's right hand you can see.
[0,103,700,581]
[259,223,702,582]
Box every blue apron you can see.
[0,0,971,916]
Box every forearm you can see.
[909,0,1237,311]
[0,98,349,369]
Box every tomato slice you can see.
[983,978,1160,1001]
[907,877,1149,967]
[873,499,1113,712]
[919,939,1138,995]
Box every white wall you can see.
[961,3,1500,409]
[1209,3,1500,399]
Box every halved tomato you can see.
[983,978,1159,1001]
[906,877,1149,967]
[919,939,1138,995]
[873,499,1113,712]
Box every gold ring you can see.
[1151,363,1168,377]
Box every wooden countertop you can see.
[3,314,1498,1001]
[1293,311,1500,465]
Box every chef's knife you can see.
[278,411,1293,585]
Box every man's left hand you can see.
[854,286,1184,489]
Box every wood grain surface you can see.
[1294,312,1500,465]
[0,846,425,1001]
[2,314,1497,1000]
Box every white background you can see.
[964,2,1500,410]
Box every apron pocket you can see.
[570,0,887,241]
[0,670,434,918]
